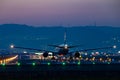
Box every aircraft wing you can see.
[48,45,60,47]
[10,45,45,51]
[10,45,55,52]
[68,45,82,48]
[48,44,82,48]
[48,44,66,48]
[78,45,116,52]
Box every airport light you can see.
[62,62,66,66]
[93,62,95,64]
[85,58,88,61]
[108,62,110,64]
[92,57,95,61]
[80,55,82,58]
[47,62,51,66]
[23,51,27,54]
[17,62,21,66]
[77,62,81,65]
[32,63,36,66]
[85,53,88,55]
[100,58,102,61]
[118,51,120,54]
[2,63,5,66]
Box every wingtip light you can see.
[10,45,14,48]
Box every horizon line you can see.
[0,23,120,28]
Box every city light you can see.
[0,55,18,65]
[100,58,102,61]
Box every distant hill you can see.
[0,24,120,52]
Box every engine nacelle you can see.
[43,52,48,57]
[74,51,80,58]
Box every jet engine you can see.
[43,51,49,57]
[74,51,80,58]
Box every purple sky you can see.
[0,0,120,27]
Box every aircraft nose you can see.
[64,44,68,49]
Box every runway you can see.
[0,64,120,80]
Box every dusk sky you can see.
[0,0,120,27]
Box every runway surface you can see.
[0,64,120,80]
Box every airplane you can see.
[10,30,117,58]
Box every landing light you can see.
[64,44,68,49]
[35,52,43,55]
[48,52,53,55]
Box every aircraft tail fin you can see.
[64,29,67,44]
